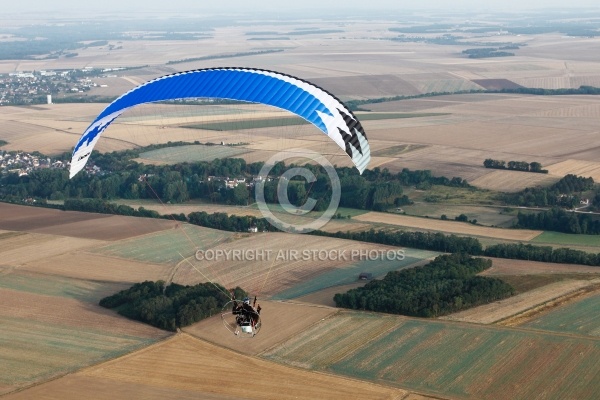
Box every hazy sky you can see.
[3,0,600,15]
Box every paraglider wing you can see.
[69,68,370,178]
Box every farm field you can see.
[545,159,600,182]
[0,203,179,241]
[521,291,600,337]
[480,257,600,276]
[399,203,516,228]
[91,223,234,265]
[184,300,338,356]
[136,144,249,164]
[270,249,438,301]
[2,13,600,400]
[263,311,600,400]
[439,278,600,325]
[0,231,102,265]
[470,170,559,193]
[171,232,416,296]
[532,231,600,247]
[17,252,173,283]
[4,334,409,400]
[0,274,168,394]
[353,211,542,241]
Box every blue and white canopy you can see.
[69,67,370,177]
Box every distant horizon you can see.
[3,0,600,17]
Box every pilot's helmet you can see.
[243,297,250,305]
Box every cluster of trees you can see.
[334,253,514,317]
[463,48,514,58]
[0,140,7,147]
[188,211,276,233]
[483,159,547,173]
[99,280,245,331]
[505,174,595,208]
[516,208,600,235]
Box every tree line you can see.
[99,280,247,331]
[483,158,547,173]
[516,208,600,235]
[0,147,468,212]
[463,48,515,58]
[315,228,600,267]
[484,242,600,266]
[334,253,515,317]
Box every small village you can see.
[0,150,66,176]
[0,149,104,176]
[0,67,115,105]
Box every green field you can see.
[137,144,248,164]
[409,185,498,205]
[400,203,516,228]
[270,250,438,300]
[187,116,308,131]
[532,231,600,247]
[333,207,370,218]
[263,312,600,400]
[186,112,447,131]
[522,293,600,337]
[370,143,428,157]
[92,224,233,265]
[0,317,160,392]
[355,112,450,120]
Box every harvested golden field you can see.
[470,170,559,192]
[184,300,337,356]
[545,159,600,181]
[440,279,600,325]
[359,93,600,176]
[0,232,102,265]
[19,252,172,283]
[5,334,406,400]
[353,212,542,241]
[0,104,137,154]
